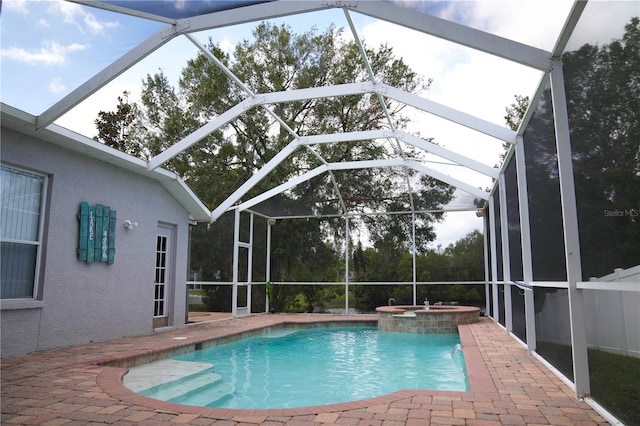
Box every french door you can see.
[153,225,173,328]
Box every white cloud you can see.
[0,41,88,65]
[219,37,235,54]
[47,0,120,36]
[55,81,142,139]
[53,35,198,138]
[432,211,482,250]
[3,0,30,14]
[358,3,559,245]
[36,18,50,29]
[565,1,639,51]
[83,11,120,35]
[460,1,573,50]
[49,77,66,94]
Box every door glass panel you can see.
[154,235,168,318]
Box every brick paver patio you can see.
[1,315,608,425]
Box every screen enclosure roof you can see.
[2,0,589,222]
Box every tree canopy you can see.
[95,22,456,289]
[563,17,640,278]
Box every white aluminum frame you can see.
[550,58,590,397]
[0,165,48,306]
[23,1,637,417]
[488,194,499,324]
[498,173,513,333]
[514,136,537,353]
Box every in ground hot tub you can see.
[376,305,480,333]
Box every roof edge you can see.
[1,103,211,222]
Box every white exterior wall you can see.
[1,127,191,356]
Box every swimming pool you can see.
[124,326,468,409]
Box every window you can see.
[1,165,46,299]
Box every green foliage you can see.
[504,94,530,132]
[536,342,640,426]
[94,92,141,155]
[353,230,485,311]
[94,22,458,313]
[589,348,640,426]
[266,280,274,302]
[562,17,640,278]
[498,94,530,166]
[444,230,485,281]
[201,285,232,312]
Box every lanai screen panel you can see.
[562,4,640,280]
[504,155,526,343]
[524,72,574,384]
[100,1,274,19]
[504,158,523,282]
[563,4,639,425]
[0,5,165,116]
[492,192,505,327]
[522,83,567,282]
[492,191,503,282]
[395,105,508,189]
[510,285,526,343]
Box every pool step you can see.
[168,379,235,407]
[263,328,298,338]
[141,369,230,401]
[124,359,214,393]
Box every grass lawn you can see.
[537,341,640,425]
[589,348,640,426]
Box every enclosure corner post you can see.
[550,58,590,398]
[344,216,350,315]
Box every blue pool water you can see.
[134,326,468,409]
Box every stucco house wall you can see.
[1,107,210,357]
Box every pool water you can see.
[129,326,468,409]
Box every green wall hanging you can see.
[78,201,116,264]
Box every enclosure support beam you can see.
[351,1,552,71]
[235,158,490,216]
[345,217,350,315]
[266,220,273,313]
[515,135,537,353]
[36,22,180,131]
[232,209,240,317]
[550,58,590,398]
[247,213,254,315]
[151,81,516,173]
[210,140,303,221]
[488,194,499,324]
[483,216,491,317]
[303,130,499,178]
[412,213,417,305]
[499,174,513,333]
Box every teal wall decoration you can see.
[78,201,116,264]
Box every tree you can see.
[94,92,140,156]
[444,230,484,304]
[95,22,453,312]
[505,18,639,281]
[496,94,530,166]
[352,230,485,311]
[562,17,640,278]
[504,94,530,132]
[444,230,484,281]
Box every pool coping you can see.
[95,316,497,418]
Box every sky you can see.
[1,0,637,249]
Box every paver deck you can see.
[1,315,608,425]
